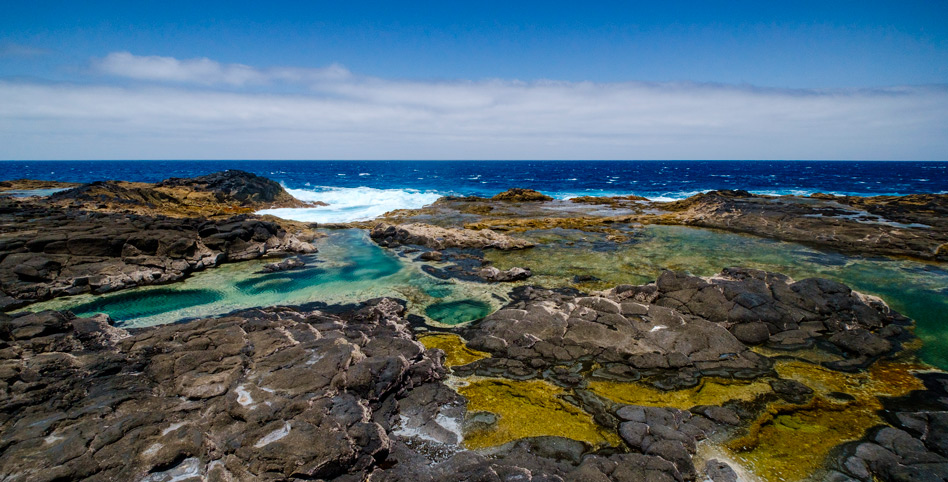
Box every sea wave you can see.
[256,186,443,223]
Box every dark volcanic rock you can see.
[458,284,773,383]
[0,299,452,481]
[828,373,948,481]
[371,222,534,250]
[491,188,554,202]
[607,268,908,368]
[0,199,316,308]
[155,170,300,206]
[47,170,310,217]
[659,191,948,261]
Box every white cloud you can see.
[95,52,351,86]
[1,52,946,160]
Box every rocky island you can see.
[1,173,947,482]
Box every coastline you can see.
[1,168,947,481]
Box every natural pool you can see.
[25,229,505,328]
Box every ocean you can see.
[1,160,946,223]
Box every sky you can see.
[1,0,947,160]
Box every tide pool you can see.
[25,229,505,328]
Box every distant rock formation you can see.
[491,188,554,202]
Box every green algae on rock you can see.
[418,333,491,367]
[455,377,622,450]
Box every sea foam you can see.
[257,186,443,223]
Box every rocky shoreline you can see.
[1,173,946,481]
[0,171,318,311]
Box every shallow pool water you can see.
[26,229,503,328]
[424,299,493,325]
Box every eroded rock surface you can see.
[608,268,907,370]
[0,299,452,481]
[0,199,316,309]
[659,190,948,261]
[371,222,534,250]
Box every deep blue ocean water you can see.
[2,160,946,222]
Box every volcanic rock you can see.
[491,188,554,202]
[0,199,316,308]
[371,222,534,250]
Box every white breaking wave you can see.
[256,186,443,223]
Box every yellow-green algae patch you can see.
[725,360,927,482]
[587,377,774,410]
[455,377,622,450]
[417,333,490,367]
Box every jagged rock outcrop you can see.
[0,199,316,309]
[491,188,554,202]
[155,170,302,207]
[48,170,310,217]
[371,223,534,250]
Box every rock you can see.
[47,170,313,217]
[607,268,906,366]
[704,459,739,482]
[657,191,948,262]
[261,257,306,273]
[490,188,554,202]
[829,328,893,358]
[419,250,443,261]
[156,170,300,206]
[730,321,771,345]
[461,285,772,380]
[0,300,453,481]
[770,378,815,403]
[370,223,534,250]
[477,266,532,282]
[0,200,316,307]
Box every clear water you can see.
[25,230,506,328]
[425,299,493,325]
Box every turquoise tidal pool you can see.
[25,229,505,328]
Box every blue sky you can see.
[1,1,947,159]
